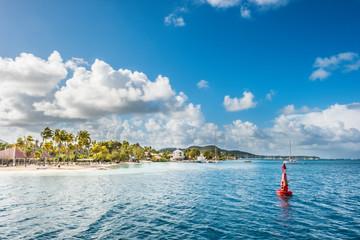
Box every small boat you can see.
[244,160,252,163]
[36,165,47,169]
[196,154,206,163]
[283,141,300,164]
[283,158,300,164]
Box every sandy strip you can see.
[0,164,126,174]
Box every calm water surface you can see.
[0,160,359,239]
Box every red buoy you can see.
[276,163,292,196]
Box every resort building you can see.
[172,149,185,161]
[0,147,52,166]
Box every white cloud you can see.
[197,79,209,89]
[314,52,358,69]
[0,51,68,128]
[281,104,320,115]
[221,103,360,158]
[65,57,89,70]
[240,6,251,18]
[1,50,360,158]
[164,13,185,27]
[310,52,360,81]
[166,0,292,26]
[345,60,360,72]
[0,51,67,97]
[270,103,360,156]
[310,68,331,81]
[249,0,288,7]
[206,0,241,8]
[54,102,360,158]
[223,91,257,112]
[34,59,180,118]
[266,89,275,101]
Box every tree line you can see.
[0,127,160,164]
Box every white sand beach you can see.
[0,163,124,174]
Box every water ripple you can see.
[0,160,360,239]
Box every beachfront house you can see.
[0,147,52,166]
[173,149,185,161]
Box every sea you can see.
[0,159,359,239]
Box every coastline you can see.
[0,163,130,174]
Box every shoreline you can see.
[0,163,132,174]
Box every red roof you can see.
[0,147,52,159]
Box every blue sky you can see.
[0,0,360,158]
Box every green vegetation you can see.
[1,129,320,164]
[1,127,163,164]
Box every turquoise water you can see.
[1,160,359,239]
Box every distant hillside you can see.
[159,145,319,159]
[160,145,257,158]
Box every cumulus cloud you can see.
[310,52,360,81]
[223,91,257,112]
[0,51,69,130]
[34,59,181,118]
[197,79,209,89]
[0,50,205,146]
[0,51,67,97]
[65,57,89,70]
[221,103,360,158]
[1,51,360,158]
[269,104,360,156]
[46,102,360,158]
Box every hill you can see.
[159,145,319,159]
[159,145,257,158]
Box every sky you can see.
[0,0,360,158]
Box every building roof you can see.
[0,147,52,159]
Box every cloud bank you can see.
[1,51,360,158]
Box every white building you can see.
[173,149,185,161]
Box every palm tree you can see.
[67,143,76,164]
[41,127,54,144]
[14,137,25,166]
[53,129,68,164]
[76,130,91,157]
[25,136,35,166]
[53,129,61,164]
[43,141,53,165]
[59,130,68,163]
[65,133,74,165]
[40,127,54,164]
